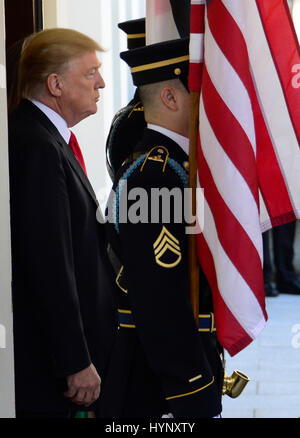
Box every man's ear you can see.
[160,86,178,111]
[46,73,63,97]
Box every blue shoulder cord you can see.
[112,155,188,234]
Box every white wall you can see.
[43,0,146,211]
[0,0,15,419]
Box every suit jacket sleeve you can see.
[17,136,91,377]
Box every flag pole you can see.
[188,91,200,326]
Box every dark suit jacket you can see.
[8,99,117,414]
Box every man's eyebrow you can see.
[85,65,101,75]
[92,63,102,70]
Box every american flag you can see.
[190,0,300,356]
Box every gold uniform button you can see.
[174,68,181,76]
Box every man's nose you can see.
[96,71,105,89]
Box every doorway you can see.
[4,0,43,53]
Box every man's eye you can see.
[86,70,96,77]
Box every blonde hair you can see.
[18,28,103,101]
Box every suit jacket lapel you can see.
[60,139,99,207]
[21,100,99,207]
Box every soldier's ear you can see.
[160,86,178,111]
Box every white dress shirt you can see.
[31,99,71,144]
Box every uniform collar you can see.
[147,123,189,156]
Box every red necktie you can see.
[69,131,88,176]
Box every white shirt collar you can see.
[147,123,189,156]
[31,99,71,144]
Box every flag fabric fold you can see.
[146,0,179,44]
[189,0,300,356]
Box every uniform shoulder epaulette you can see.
[140,146,169,173]
[117,146,188,192]
[139,146,189,189]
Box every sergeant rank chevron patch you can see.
[153,226,182,268]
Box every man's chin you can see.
[83,107,98,119]
[90,105,98,115]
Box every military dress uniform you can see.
[99,35,224,418]
[100,126,224,418]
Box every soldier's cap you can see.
[120,37,190,90]
[118,18,146,50]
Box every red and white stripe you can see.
[190,0,300,356]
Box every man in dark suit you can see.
[100,38,223,418]
[8,28,117,418]
[263,222,300,297]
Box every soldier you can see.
[106,18,146,182]
[100,37,224,418]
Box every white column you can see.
[0,0,15,419]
